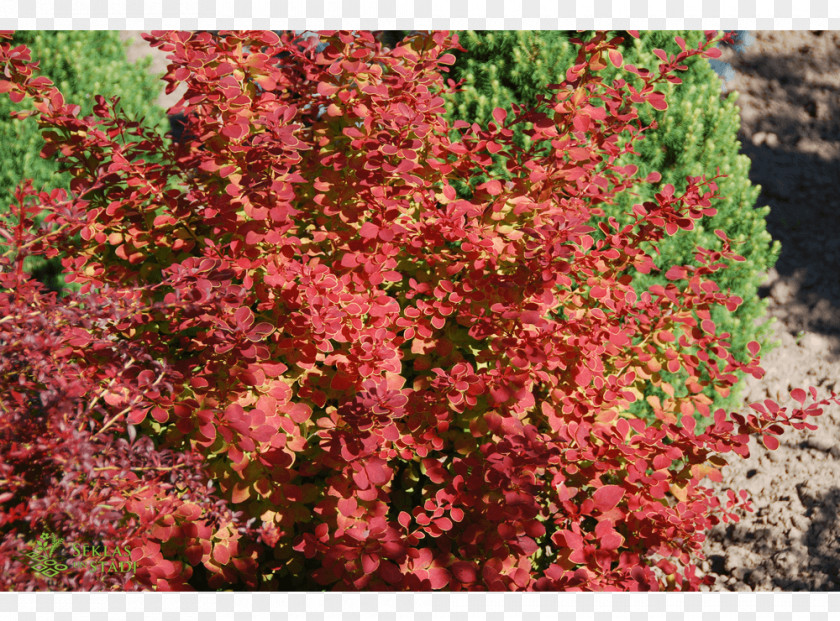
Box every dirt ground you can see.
[119,31,840,591]
[700,31,840,592]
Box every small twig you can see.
[92,403,135,437]
[94,366,167,437]
[7,223,70,253]
[78,356,136,432]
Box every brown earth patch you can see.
[701,30,840,592]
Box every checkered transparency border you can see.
[1,0,838,619]
[1,592,840,619]
[1,0,839,29]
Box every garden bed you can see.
[702,30,840,591]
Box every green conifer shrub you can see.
[0,31,168,291]
[441,30,780,423]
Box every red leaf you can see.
[221,124,247,139]
[247,322,275,341]
[595,520,624,550]
[520,310,541,324]
[287,402,312,424]
[492,107,507,126]
[398,511,411,529]
[648,91,668,111]
[337,497,357,516]
[234,306,254,331]
[749,402,768,416]
[512,567,530,588]
[359,222,379,239]
[128,408,148,425]
[428,567,450,589]
[394,159,417,174]
[592,485,624,512]
[791,388,807,405]
[481,180,502,196]
[450,561,477,584]
[352,468,370,489]
[572,114,590,133]
[764,399,780,415]
[433,516,453,531]
[185,544,206,566]
[762,434,779,450]
[379,560,403,585]
[361,553,379,573]
[198,422,216,441]
[564,529,583,549]
[340,252,358,268]
[573,365,591,387]
[317,81,339,97]
[365,459,392,486]
[568,147,591,162]
[251,425,275,442]
[330,372,354,391]
[150,407,169,423]
[212,544,230,565]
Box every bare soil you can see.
[700,31,840,592]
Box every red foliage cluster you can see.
[1,30,838,591]
[0,223,241,590]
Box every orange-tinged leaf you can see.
[670,483,689,503]
[231,482,251,504]
[691,463,722,482]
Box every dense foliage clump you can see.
[0,30,836,592]
[441,30,779,423]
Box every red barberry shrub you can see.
[0,182,247,590]
[1,29,838,591]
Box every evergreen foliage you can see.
[442,30,780,422]
[0,31,168,291]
